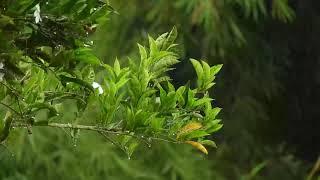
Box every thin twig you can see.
[0,82,23,99]
[0,102,21,116]
[16,97,23,117]
[99,132,127,154]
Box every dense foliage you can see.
[0,0,318,180]
[0,0,224,160]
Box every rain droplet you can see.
[53,32,57,35]
[141,135,144,138]
[148,144,152,148]
[93,8,97,11]
[128,156,131,160]
[46,1,49,5]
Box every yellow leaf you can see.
[185,140,208,155]
[177,122,202,139]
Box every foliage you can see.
[0,0,224,158]
[0,0,314,180]
[93,0,295,144]
[90,0,312,179]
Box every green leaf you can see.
[207,108,221,120]
[155,32,168,50]
[210,64,223,76]
[204,119,222,130]
[199,140,217,148]
[148,36,158,58]
[194,97,213,107]
[150,117,164,131]
[205,82,215,90]
[114,58,121,76]
[163,26,178,50]
[0,112,12,143]
[185,130,210,139]
[29,103,58,118]
[127,141,139,158]
[138,44,148,62]
[152,54,179,72]
[90,4,114,21]
[206,124,223,134]
[73,48,101,65]
[248,161,268,178]
[116,78,129,91]
[190,59,203,87]
[201,61,211,82]
[0,15,14,27]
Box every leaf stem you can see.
[0,102,21,116]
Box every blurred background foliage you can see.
[1,0,320,179]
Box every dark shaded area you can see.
[169,0,320,162]
[281,0,320,161]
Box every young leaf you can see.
[163,26,178,50]
[190,59,203,80]
[201,61,211,83]
[210,64,223,76]
[148,36,158,58]
[114,59,121,76]
[138,44,148,62]
[155,32,168,49]
[185,141,208,155]
[177,122,203,138]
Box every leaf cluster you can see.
[0,1,223,156]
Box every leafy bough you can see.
[0,27,223,157]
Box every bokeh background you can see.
[1,0,320,179]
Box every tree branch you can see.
[11,122,181,144]
[12,122,122,134]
